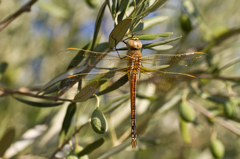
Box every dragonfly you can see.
[57,37,205,148]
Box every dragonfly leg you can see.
[110,34,123,59]
[122,38,127,44]
[122,34,134,44]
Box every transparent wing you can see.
[136,51,205,94]
[57,68,130,97]
[56,48,131,96]
[142,52,206,73]
[56,66,198,98]
[55,50,205,97]
[57,48,131,68]
[137,70,196,94]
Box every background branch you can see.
[0,0,38,31]
[188,100,240,136]
[0,87,72,102]
[49,120,90,159]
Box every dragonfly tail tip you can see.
[132,138,137,148]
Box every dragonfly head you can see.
[126,37,142,50]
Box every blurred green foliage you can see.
[0,0,240,158]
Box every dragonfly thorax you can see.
[127,49,142,72]
[126,37,142,49]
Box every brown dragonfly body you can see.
[57,37,205,148]
[126,38,143,148]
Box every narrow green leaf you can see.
[12,96,63,107]
[132,32,173,40]
[183,0,196,15]
[0,128,15,157]
[37,65,87,95]
[136,94,157,101]
[43,85,59,95]
[110,0,115,16]
[116,0,130,23]
[85,0,101,8]
[150,45,173,51]
[138,138,161,145]
[103,94,129,114]
[128,0,146,18]
[109,18,133,50]
[154,94,182,115]
[133,16,168,32]
[77,77,83,92]
[88,68,127,96]
[136,114,151,135]
[142,36,182,48]
[65,36,102,70]
[77,137,105,157]
[136,0,170,19]
[130,1,147,31]
[98,139,131,159]
[59,37,102,92]
[133,0,147,17]
[95,74,128,96]
[93,42,109,52]
[91,1,107,51]
[146,0,169,12]
[74,81,99,102]
[60,41,100,92]
[59,103,76,143]
[66,48,87,70]
[78,70,122,99]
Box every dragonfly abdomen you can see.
[130,72,138,148]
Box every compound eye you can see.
[126,38,142,49]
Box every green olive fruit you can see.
[224,99,238,119]
[66,152,78,159]
[67,146,89,159]
[210,139,225,159]
[85,0,100,8]
[179,14,192,33]
[91,109,108,134]
[180,119,191,144]
[180,101,196,122]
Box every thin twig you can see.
[0,0,38,31]
[219,56,240,72]
[216,117,240,136]
[188,100,240,136]
[196,74,240,81]
[49,120,90,159]
[0,87,72,102]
